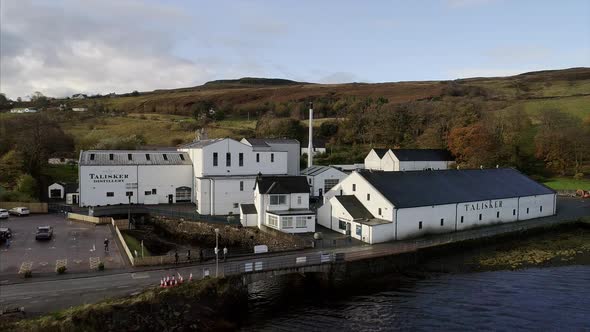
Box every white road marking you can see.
[18,261,33,274]
[131,273,149,279]
[49,247,56,250]
[38,262,48,266]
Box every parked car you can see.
[0,227,12,242]
[9,207,30,216]
[0,209,9,219]
[35,226,53,241]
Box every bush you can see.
[97,262,105,271]
[57,266,67,274]
[574,173,584,180]
[23,270,32,278]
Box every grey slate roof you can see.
[64,183,79,193]
[79,150,192,166]
[358,168,555,209]
[256,176,310,194]
[178,138,226,149]
[301,165,338,176]
[240,204,257,215]
[391,149,454,161]
[244,138,300,147]
[335,195,374,219]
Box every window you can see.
[163,154,168,161]
[145,191,151,195]
[226,153,231,167]
[239,153,244,166]
[282,217,293,229]
[152,189,157,194]
[267,215,278,228]
[256,153,260,163]
[90,153,95,160]
[213,152,218,166]
[233,203,239,208]
[367,193,370,201]
[356,225,362,236]
[270,195,286,205]
[378,208,382,216]
[109,153,114,160]
[297,196,302,205]
[339,220,347,230]
[308,178,312,184]
[324,179,339,192]
[296,216,307,228]
[179,154,185,161]
[496,211,500,218]
[440,218,444,226]
[271,153,274,162]
[352,184,356,192]
[146,154,150,161]
[240,181,244,191]
[526,208,529,214]
[418,221,423,230]
[128,154,132,161]
[126,191,133,197]
[540,206,543,212]
[460,216,464,223]
[513,209,516,216]
[106,192,114,197]
[479,214,482,221]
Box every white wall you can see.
[364,150,383,170]
[137,165,193,204]
[369,223,395,244]
[518,194,556,220]
[48,183,65,199]
[266,214,315,233]
[308,168,347,197]
[196,177,256,215]
[456,198,519,231]
[240,211,258,227]
[397,160,450,171]
[395,204,457,240]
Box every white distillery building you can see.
[318,168,556,244]
[301,165,347,197]
[365,148,454,171]
[240,176,315,233]
[179,138,299,215]
[78,150,193,207]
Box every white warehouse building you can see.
[78,150,194,207]
[365,148,454,171]
[178,137,299,215]
[318,168,556,244]
[301,165,347,197]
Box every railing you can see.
[223,251,334,277]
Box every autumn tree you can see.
[448,122,499,168]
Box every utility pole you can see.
[214,228,219,277]
[308,101,314,168]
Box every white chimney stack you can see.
[308,101,313,168]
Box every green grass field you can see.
[122,232,152,257]
[543,177,590,190]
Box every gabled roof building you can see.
[365,148,455,171]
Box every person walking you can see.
[199,249,204,263]
[187,249,191,262]
[174,250,179,265]
[104,238,109,252]
[223,246,228,262]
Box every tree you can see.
[15,174,37,198]
[30,91,49,108]
[0,150,24,189]
[0,93,10,110]
[448,122,498,168]
[255,114,305,142]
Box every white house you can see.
[48,182,79,204]
[301,138,327,156]
[10,108,38,114]
[318,168,556,244]
[48,182,66,199]
[179,138,299,215]
[301,165,347,197]
[364,148,454,171]
[240,176,315,233]
[72,107,88,112]
[78,150,194,207]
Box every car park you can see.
[9,207,30,216]
[0,209,9,219]
[35,226,53,240]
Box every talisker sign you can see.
[464,200,502,212]
[89,173,129,183]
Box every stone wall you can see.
[151,216,308,252]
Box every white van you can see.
[9,207,30,216]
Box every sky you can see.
[1,0,589,99]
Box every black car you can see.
[35,226,53,241]
[0,227,12,242]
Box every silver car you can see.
[0,209,8,219]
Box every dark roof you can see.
[301,165,344,176]
[335,195,374,219]
[302,138,327,148]
[256,176,310,194]
[391,149,454,161]
[79,150,192,166]
[372,148,389,158]
[64,183,79,193]
[359,168,555,209]
[240,204,257,215]
[244,138,299,147]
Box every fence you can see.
[67,212,111,224]
[0,202,48,213]
[145,206,236,225]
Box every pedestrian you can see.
[174,250,179,264]
[187,249,191,262]
[104,238,109,252]
[223,246,228,262]
[199,249,204,263]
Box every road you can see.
[1,197,588,317]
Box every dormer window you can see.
[179,154,185,161]
[128,154,132,161]
[90,153,95,161]
[146,154,150,161]
[163,154,168,161]
[109,153,114,160]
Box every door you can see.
[168,195,173,204]
[318,188,323,197]
[73,194,78,205]
[345,222,351,236]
